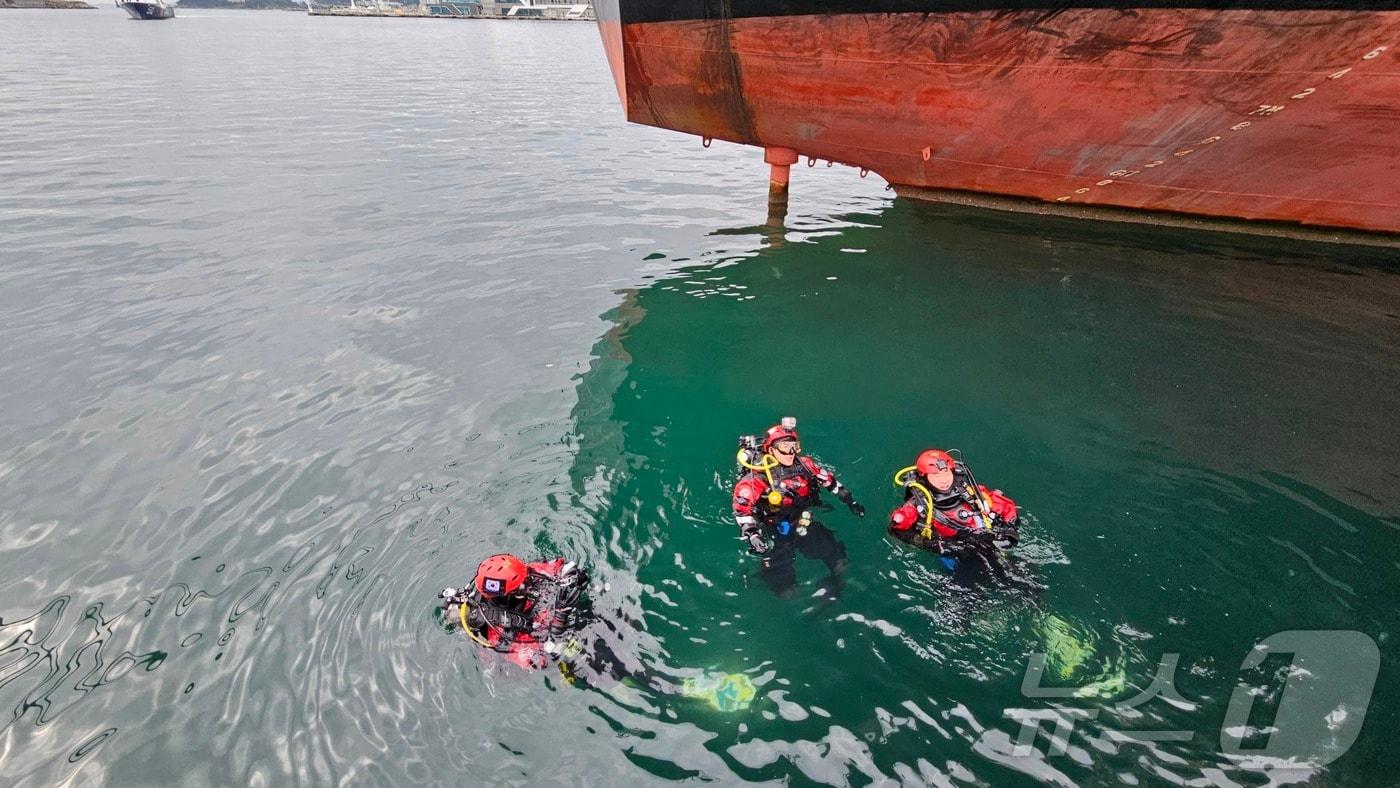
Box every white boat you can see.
[116,0,174,19]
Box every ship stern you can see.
[593,0,627,114]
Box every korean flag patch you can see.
[484,578,503,594]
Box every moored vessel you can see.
[595,1,1400,239]
[117,0,173,18]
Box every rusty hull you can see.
[596,6,1400,238]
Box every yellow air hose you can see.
[460,592,579,684]
[893,466,937,539]
[738,449,784,506]
[457,597,494,648]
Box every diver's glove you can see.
[848,501,866,518]
[991,524,1020,550]
[747,532,771,555]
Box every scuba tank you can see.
[545,561,588,638]
[737,433,762,471]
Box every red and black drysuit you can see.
[888,472,1019,555]
[441,559,586,671]
[732,456,859,598]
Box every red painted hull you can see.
[596,6,1400,236]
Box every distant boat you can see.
[116,0,173,18]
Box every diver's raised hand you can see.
[747,532,771,555]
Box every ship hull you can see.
[596,2,1400,236]
[119,0,173,18]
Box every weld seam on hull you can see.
[627,38,1400,77]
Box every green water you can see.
[564,205,1400,784]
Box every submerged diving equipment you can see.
[681,672,757,712]
[797,510,811,536]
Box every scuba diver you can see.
[889,449,1022,583]
[440,553,660,691]
[733,417,865,599]
[439,553,589,671]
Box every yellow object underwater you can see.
[1040,613,1094,679]
[681,673,757,712]
[1035,613,1127,699]
[555,637,584,685]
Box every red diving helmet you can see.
[475,554,528,598]
[762,417,801,454]
[916,449,956,476]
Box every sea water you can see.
[2,10,1398,786]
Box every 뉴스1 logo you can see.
[986,629,1379,778]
